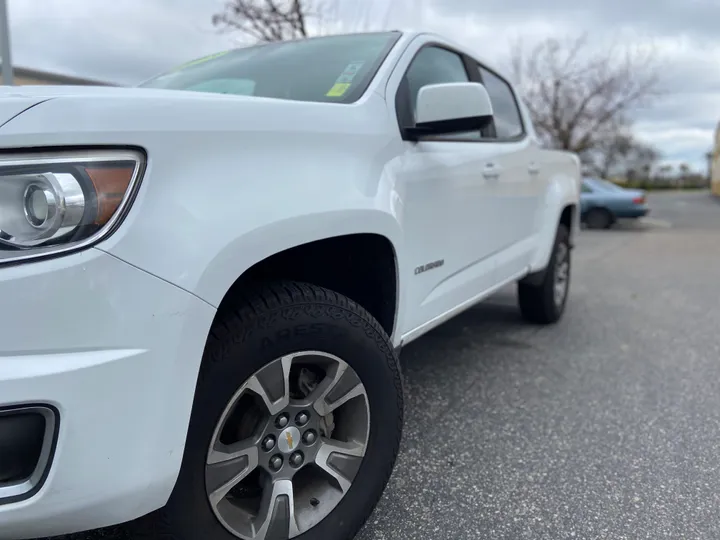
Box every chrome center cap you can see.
[277,426,301,454]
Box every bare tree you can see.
[628,143,661,181]
[678,163,691,180]
[511,34,663,159]
[211,0,327,42]
[590,129,635,178]
[588,128,661,180]
[211,0,386,43]
[658,164,673,177]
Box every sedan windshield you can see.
[140,31,401,104]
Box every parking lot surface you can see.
[46,191,720,540]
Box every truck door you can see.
[390,42,506,336]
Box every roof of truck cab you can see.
[389,29,515,84]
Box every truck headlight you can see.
[0,149,144,263]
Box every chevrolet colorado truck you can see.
[0,30,580,540]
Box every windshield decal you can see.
[326,83,350,97]
[326,60,365,97]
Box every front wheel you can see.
[132,282,404,540]
[517,223,571,324]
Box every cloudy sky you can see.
[5,0,719,171]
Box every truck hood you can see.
[0,84,249,107]
[0,84,385,146]
[0,84,249,127]
[0,92,49,128]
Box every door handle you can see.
[483,162,502,179]
[528,162,540,175]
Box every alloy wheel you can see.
[553,241,570,307]
[205,351,370,539]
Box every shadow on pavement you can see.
[398,289,530,374]
[580,218,666,233]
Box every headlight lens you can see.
[0,150,144,263]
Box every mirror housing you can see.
[406,82,494,140]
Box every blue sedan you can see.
[580,177,649,229]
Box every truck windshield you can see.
[140,31,401,104]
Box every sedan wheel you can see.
[585,207,613,229]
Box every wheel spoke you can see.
[206,441,259,508]
[254,479,300,540]
[552,241,570,306]
[311,362,366,417]
[247,354,293,415]
[314,439,365,494]
[206,351,372,540]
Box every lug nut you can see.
[269,455,283,471]
[296,411,310,426]
[289,451,304,468]
[302,430,317,445]
[262,435,276,452]
[275,414,289,428]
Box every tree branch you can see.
[510,33,664,158]
[212,0,322,42]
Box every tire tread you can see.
[130,280,403,540]
[518,224,570,325]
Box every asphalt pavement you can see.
[43,190,720,540]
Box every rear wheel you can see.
[584,207,613,229]
[131,282,403,540]
[517,224,571,324]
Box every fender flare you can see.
[527,175,579,278]
[194,209,406,308]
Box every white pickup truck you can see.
[0,30,580,540]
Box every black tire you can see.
[130,281,404,540]
[517,224,571,324]
[584,207,613,229]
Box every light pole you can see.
[0,0,13,85]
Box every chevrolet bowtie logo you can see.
[285,431,294,450]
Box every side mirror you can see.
[406,82,494,140]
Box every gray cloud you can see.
[429,0,718,43]
[5,0,718,169]
[9,0,235,84]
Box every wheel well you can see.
[560,204,574,231]
[216,234,398,337]
[523,203,577,287]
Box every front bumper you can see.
[0,249,215,539]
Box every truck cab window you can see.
[478,66,524,139]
